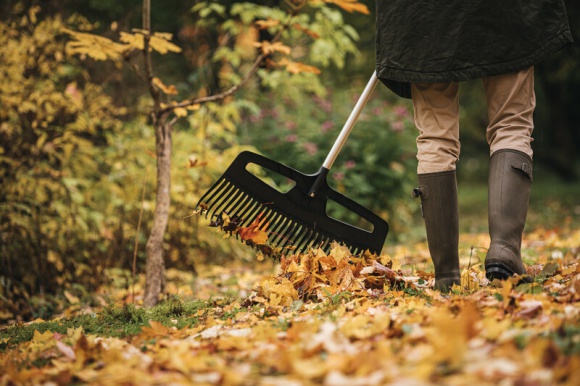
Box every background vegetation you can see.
[1,0,579,321]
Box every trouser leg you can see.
[483,66,535,157]
[411,83,461,291]
[411,82,460,173]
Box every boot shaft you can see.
[415,170,460,291]
[486,149,533,280]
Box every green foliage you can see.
[0,9,125,301]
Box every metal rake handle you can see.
[308,71,380,197]
[323,70,380,169]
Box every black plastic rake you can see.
[196,72,388,256]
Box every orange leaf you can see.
[152,77,178,95]
[325,0,370,14]
[292,23,320,39]
[238,213,269,245]
[277,58,321,75]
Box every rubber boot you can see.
[413,170,460,292]
[485,149,533,283]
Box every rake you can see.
[196,71,388,256]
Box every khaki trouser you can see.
[411,67,535,174]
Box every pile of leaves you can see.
[1,228,580,385]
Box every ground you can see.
[1,225,579,385]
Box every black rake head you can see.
[196,151,389,257]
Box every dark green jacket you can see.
[375,0,573,98]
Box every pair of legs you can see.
[411,67,535,291]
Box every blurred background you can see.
[1,0,578,319]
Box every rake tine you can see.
[280,223,302,250]
[301,230,321,253]
[258,208,279,230]
[218,188,244,215]
[295,226,314,253]
[263,210,282,233]
[320,235,332,253]
[256,207,273,227]
[202,179,230,212]
[268,215,291,246]
[228,192,251,219]
[304,229,321,253]
[198,178,227,208]
[277,220,298,250]
[205,181,236,218]
[231,194,255,219]
[235,198,260,224]
[239,201,264,228]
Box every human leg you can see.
[483,67,535,282]
[411,82,461,291]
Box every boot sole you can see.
[486,265,533,284]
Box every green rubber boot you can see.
[485,149,533,283]
[414,170,460,292]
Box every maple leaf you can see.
[238,213,269,245]
[63,29,128,61]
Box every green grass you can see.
[0,296,238,352]
[457,171,580,234]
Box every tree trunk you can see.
[143,119,172,307]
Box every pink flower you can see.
[344,160,356,169]
[314,96,333,113]
[391,121,405,132]
[332,172,344,181]
[321,120,334,133]
[286,121,297,130]
[394,105,410,118]
[303,142,318,156]
[285,134,298,143]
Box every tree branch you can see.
[158,26,286,117]
[142,0,161,116]
[159,52,266,116]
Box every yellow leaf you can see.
[186,103,201,111]
[255,19,280,29]
[119,31,144,50]
[174,107,188,117]
[150,33,182,54]
[32,329,54,344]
[64,290,80,304]
[64,29,127,61]
[253,41,291,55]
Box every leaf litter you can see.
[1,227,580,385]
